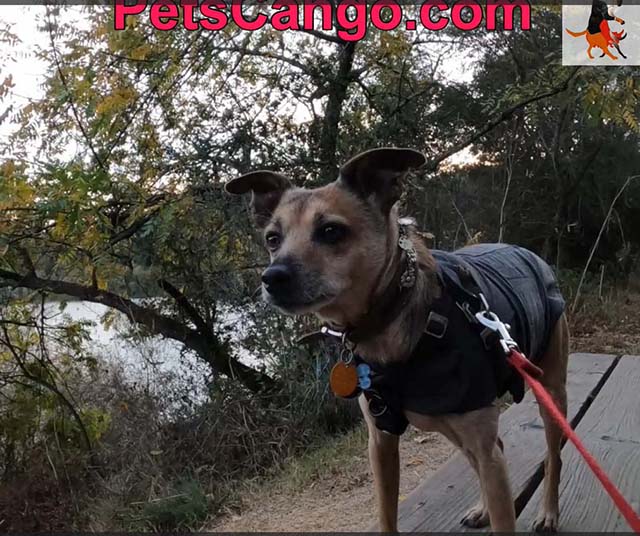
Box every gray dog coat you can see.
[363,244,566,435]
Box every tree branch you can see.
[158,279,212,334]
[216,45,311,74]
[108,207,161,247]
[425,67,582,172]
[320,41,357,177]
[570,175,639,314]
[299,28,343,44]
[47,8,107,173]
[1,324,97,463]
[0,269,277,393]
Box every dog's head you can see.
[225,148,425,324]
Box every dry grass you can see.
[210,426,455,532]
[569,290,640,356]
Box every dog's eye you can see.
[315,223,348,245]
[265,232,282,251]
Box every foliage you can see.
[138,479,209,531]
[1,4,640,531]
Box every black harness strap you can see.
[360,267,509,436]
[360,282,460,436]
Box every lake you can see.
[43,300,258,400]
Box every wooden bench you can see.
[391,353,640,532]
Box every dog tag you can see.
[330,361,359,398]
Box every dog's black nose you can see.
[261,264,293,291]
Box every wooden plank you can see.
[518,355,640,532]
[394,353,617,532]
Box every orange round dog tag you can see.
[330,362,359,398]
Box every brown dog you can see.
[226,148,569,532]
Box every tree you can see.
[2,5,639,399]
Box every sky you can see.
[1,6,50,139]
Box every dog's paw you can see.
[461,504,490,528]
[533,511,559,533]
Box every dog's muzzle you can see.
[261,262,333,312]
[261,263,294,297]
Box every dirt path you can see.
[211,428,454,532]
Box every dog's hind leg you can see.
[359,395,400,532]
[601,46,619,60]
[533,313,569,533]
[614,44,627,58]
[587,45,595,59]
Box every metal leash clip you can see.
[320,325,355,347]
[457,292,490,323]
[474,309,518,356]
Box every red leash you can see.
[508,350,640,533]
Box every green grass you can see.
[268,425,368,494]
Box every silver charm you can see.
[398,223,417,288]
[398,235,413,251]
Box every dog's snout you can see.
[261,264,293,290]
[260,260,332,312]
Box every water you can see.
[43,300,257,400]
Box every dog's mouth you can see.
[262,288,336,315]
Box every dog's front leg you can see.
[452,406,516,532]
[359,395,400,532]
[476,440,516,532]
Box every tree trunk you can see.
[319,41,357,178]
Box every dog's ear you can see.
[337,148,426,213]
[225,171,291,228]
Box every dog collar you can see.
[343,222,418,345]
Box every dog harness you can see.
[317,242,566,436]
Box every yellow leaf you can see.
[130,44,151,61]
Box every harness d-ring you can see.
[340,347,354,365]
[367,391,388,417]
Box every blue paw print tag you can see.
[357,363,372,390]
